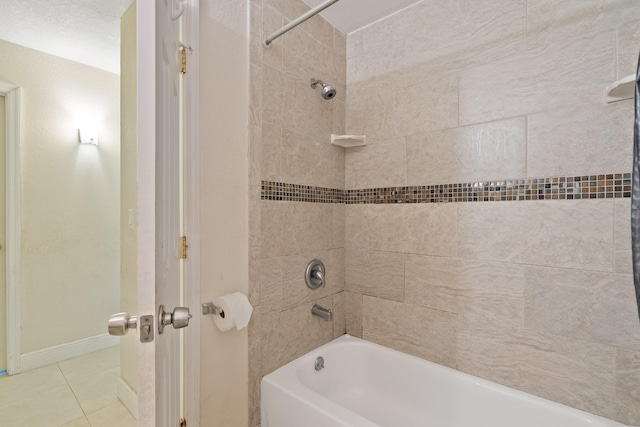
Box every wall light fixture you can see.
[78,128,99,145]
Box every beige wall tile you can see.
[281,129,344,189]
[260,295,334,375]
[249,0,263,67]
[286,77,335,141]
[457,200,614,271]
[281,249,344,310]
[332,203,345,249]
[283,27,331,83]
[527,0,640,49]
[249,64,262,127]
[344,291,363,337]
[405,256,525,329]
[249,125,261,186]
[345,204,396,251]
[332,292,346,338]
[458,327,616,417]
[345,138,406,189]
[262,64,287,127]
[344,75,365,135]
[615,349,640,425]
[456,326,524,391]
[334,29,347,55]
[362,73,459,141]
[615,199,633,273]
[262,5,284,70]
[261,123,281,182]
[249,186,261,248]
[297,14,334,50]
[405,204,459,256]
[332,99,346,136]
[618,18,640,79]
[283,202,334,255]
[527,101,633,177]
[615,250,633,274]
[459,30,615,125]
[407,117,526,185]
[518,331,616,418]
[248,246,261,307]
[363,296,457,368]
[615,198,631,251]
[346,204,458,257]
[248,305,262,427]
[348,0,525,84]
[260,200,285,258]
[345,248,405,301]
[261,257,282,314]
[261,201,334,258]
[264,0,308,21]
[524,267,640,351]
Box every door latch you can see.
[108,312,154,343]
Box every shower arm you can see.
[310,78,324,88]
[264,0,340,46]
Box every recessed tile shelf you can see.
[606,74,635,103]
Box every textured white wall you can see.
[119,2,137,393]
[0,39,120,354]
[0,96,5,371]
[199,0,249,425]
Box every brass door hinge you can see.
[179,44,192,74]
[179,236,188,259]
[179,45,187,74]
[179,418,187,427]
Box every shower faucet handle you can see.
[305,259,326,290]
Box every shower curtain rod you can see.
[264,0,340,46]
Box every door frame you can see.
[183,0,201,424]
[1,82,20,375]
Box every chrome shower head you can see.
[310,78,336,100]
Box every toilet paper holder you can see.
[202,302,224,317]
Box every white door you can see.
[135,1,187,426]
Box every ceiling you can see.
[0,0,134,74]
[0,0,416,74]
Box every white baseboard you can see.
[20,333,119,372]
[118,376,139,420]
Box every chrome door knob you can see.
[108,312,138,336]
[172,307,192,329]
[158,305,192,334]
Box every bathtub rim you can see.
[261,334,629,427]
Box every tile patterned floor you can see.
[0,346,136,427]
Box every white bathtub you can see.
[261,335,629,427]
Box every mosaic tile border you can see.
[261,173,632,204]
[261,181,345,203]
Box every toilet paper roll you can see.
[212,292,254,332]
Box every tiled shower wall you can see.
[344,0,640,424]
[247,0,347,425]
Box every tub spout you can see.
[311,304,332,321]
